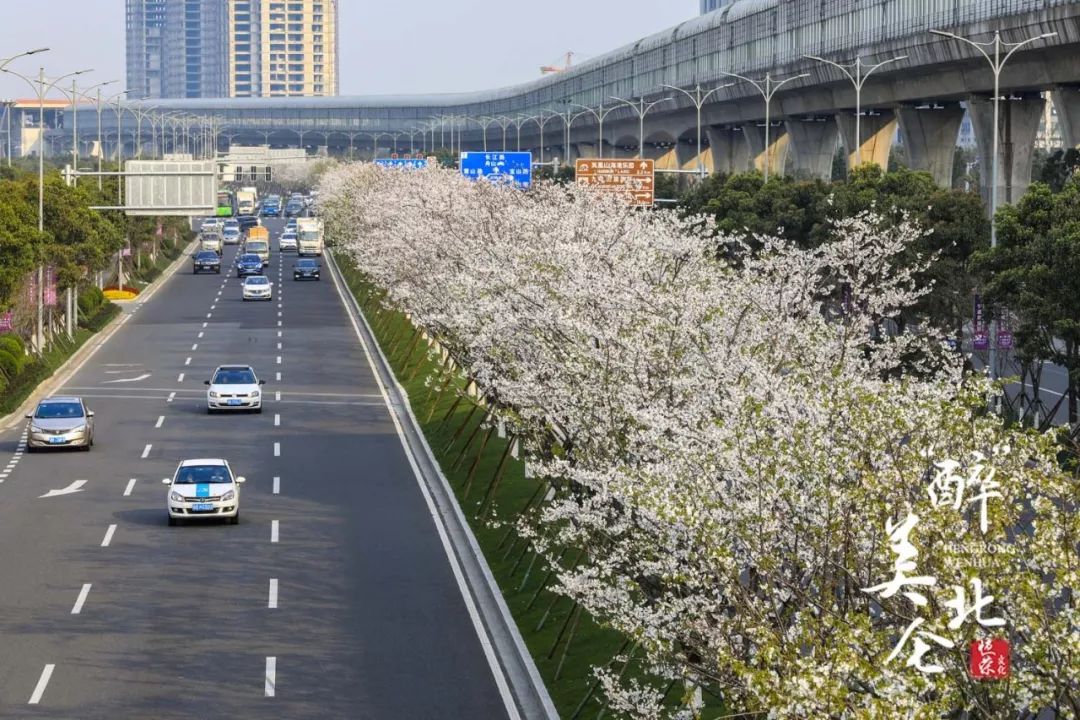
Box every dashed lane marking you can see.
[101,524,117,547]
[28,664,54,704]
[124,478,137,496]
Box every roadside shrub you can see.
[78,286,105,316]
[0,334,25,358]
[0,349,20,380]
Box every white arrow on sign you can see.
[102,373,152,384]
[39,480,88,499]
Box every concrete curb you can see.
[0,239,197,433]
[325,250,560,720]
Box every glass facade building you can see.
[128,0,228,98]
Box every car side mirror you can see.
[259,380,266,385]
[236,476,246,484]
[87,411,95,418]
[25,413,32,419]
[161,478,172,485]
[204,380,211,385]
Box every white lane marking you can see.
[277,331,282,338]
[272,476,280,494]
[184,357,191,366]
[141,444,152,459]
[275,372,281,382]
[155,416,165,429]
[275,391,281,402]
[277,342,282,350]
[177,373,185,383]
[277,311,282,318]
[210,305,216,311]
[198,331,204,339]
[167,392,176,403]
[71,584,92,614]
[191,344,198,351]
[274,414,280,427]
[202,322,208,328]
[102,373,152,384]
[264,657,276,697]
[39,480,87,499]
[101,524,117,547]
[273,442,280,457]
[270,520,279,542]
[268,579,278,609]
[207,313,212,318]
[124,478,137,496]
[277,320,282,327]
[28,664,55,704]
[327,252,523,719]
[278,303,282,309]
[276,356,281,365]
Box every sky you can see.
[0,1,696,100]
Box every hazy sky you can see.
[0,1,696,99]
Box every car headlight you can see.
[170,491,185,503]
[220,490,235,502]
[209,391,219,398]
[69,424,87,433]
[250,391,260,398]
[30,424,42,433]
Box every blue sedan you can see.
[236,253,264,278]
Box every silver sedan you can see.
[26,396,95,452]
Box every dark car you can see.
[237,253,264,277]
[193,250,221,274]
[284,200,304,218]
[236,214,260,231]
[293,258,321,281]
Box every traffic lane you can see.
[253,400,512,719]
[0,392,188,715]
[9,398,287,718]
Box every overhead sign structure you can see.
[460,152,532,188]
[575,159,655,206]
[375,158,429,169]
[124,159,217,217]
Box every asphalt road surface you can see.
[0,218,512,719]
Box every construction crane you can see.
[541,51,575,75]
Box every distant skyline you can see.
[0,1,695,100]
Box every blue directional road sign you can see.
[374,158,429,169]
[459,152,532,188]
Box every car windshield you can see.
[247,242,268,251]
[174,465,233,485]
[35,402,84,419]
[240,254,261,263]
[296,260,317,268]
[246,277,269,286]
[213,369,256,384]
[281,233,296,239]
[196,252,218,260]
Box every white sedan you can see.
[164,458,245,525]
[279,231,297,252]
[242,275,273,301]
[205,365,265,413]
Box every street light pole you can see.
[719,71,808,182]
[661,82,735,178]
[929,28,1057,383]
[803,54,908,168]
[610,95,674,159]
[567,102,619,159]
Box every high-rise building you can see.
[127,0,228,98]
[700,0,734,13]
[128,0,338,99]
[126,0,168,98]
[228,0,338,98]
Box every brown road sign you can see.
[575,158,655,206]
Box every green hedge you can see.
[78,286,105,317]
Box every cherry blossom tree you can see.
[318,163,1080,719]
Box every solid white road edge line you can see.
[71,584,92,614]
[28,664,55,704]
[268,579,278,608]
[326,252,526,720]
[124,478,137,496]
[264,657,276,697]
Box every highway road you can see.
[0,218,514,718]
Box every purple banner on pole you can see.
[44,267,57,307]
[973,295,989,351]
[0,311,12,333]
[997,330,1014,350]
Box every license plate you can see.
[227,399,243,406]
[192,503,214,511]
[48,436,65,444]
